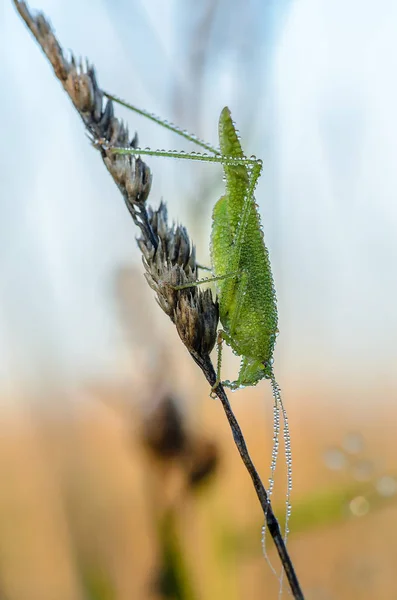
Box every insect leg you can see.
[210,328,235,396]
[104,146,261,172]
[196,263,212,272]
[171,271,239,291]
[230,160,263,265]
[104,92,220,155]
[209,330,225,397]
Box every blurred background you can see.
[1,0,397,598]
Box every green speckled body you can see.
[211,108,278,387]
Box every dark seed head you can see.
[142,395,186,460]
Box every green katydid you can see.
[103,93,292,561]
[106,96,277,387]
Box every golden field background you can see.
[0,360,396,600]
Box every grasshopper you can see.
[104,94,292,557]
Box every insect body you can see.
[211,108,278,389]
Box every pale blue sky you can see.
[2,0,397,402]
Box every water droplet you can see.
[343,432,364,454]
[376,475,397,497]
[349,495,370,517]
[323,447,346,470]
